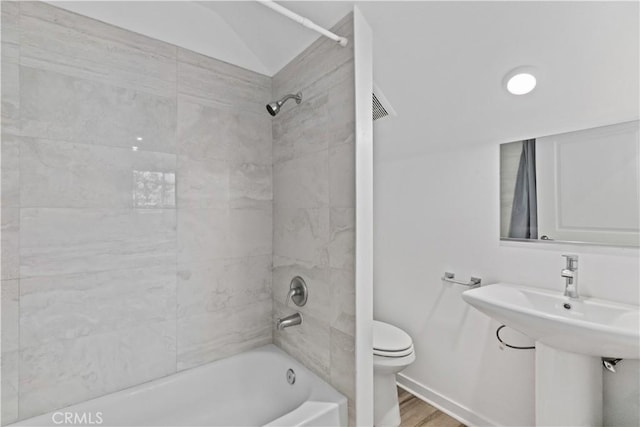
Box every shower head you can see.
[266,92,302,116]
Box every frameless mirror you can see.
[500,120,639,247]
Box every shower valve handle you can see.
[285,276,308,307]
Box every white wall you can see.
[373,138,640,425]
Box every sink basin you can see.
[462,283,640,358]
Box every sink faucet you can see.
[276,312,302,330]
[561,254,579,299]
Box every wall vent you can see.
[372,93,388,121]
[372,83,396,122]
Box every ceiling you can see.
[49,1,639,160]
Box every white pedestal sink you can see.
[462,283,640,427]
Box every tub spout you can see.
[276,312,302,330]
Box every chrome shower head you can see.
[266,92,302,116]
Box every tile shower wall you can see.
[271,14,357,424]
[1,2,272,423]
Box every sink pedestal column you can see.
[535,343,603,426]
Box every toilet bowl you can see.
[373,320,415,427]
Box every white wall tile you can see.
[19,1,177,97]
[1,350,19,425]
[329,142,355,208]
[20,67,177,153]
[1,134,20,208]
[20,208,177,277]
[1,279,19,352]
[20,265,177,347]
[177,156,228,208]
[177,299,272,371]
[274,151,329,208]
[329,208,355,270]
[273,207,330,267]
[228,205,273,258]
[20,138,133,208]
[19,320,177,420]
[178,48,270,115]
[1,208,19,280]
[177,208,228,265]
[177,256,271,318]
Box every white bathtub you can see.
[11,345,347,427]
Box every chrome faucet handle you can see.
[562,254,579,270]
[285,288,299,307]
[285,276,308,307]
[561,254,579,299]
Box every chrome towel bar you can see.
[441,272,482,288]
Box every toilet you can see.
[373,320,416,427]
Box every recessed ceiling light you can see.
[504,67,537,95]
[136,137,143,141]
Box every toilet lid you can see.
[373,321,414,357]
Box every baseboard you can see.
[396,373,499,427]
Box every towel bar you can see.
[441,272,481,288]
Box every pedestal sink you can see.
[462,283,640,426]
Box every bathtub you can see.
[11,345,347,427]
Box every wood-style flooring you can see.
[398,387,466,427]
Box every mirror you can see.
[500,120,639,247]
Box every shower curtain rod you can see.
[257,0,349,47]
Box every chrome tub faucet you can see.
[276,312,303,330]
[561,254,579,299]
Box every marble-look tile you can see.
[327,75,356,148]
[230,163,272,206]
[2,279,19,352]
[330,327,356,401]
[1,135,20,208]
[20,208,176,277]
[228,204,273,258]
[177,255,271,318]
[1,2,20,135]
[330,268,356,337]
[19,320,177,420]
[19,1,177,97]
[227,112,272,165]
[272,94,330,164]
[1,208,19,280]
[329,142,355,208]
[20,138,133,208]
[177,156,228,208]
[1,61,20,135]
[177,97,272,164]
[272,262,331,322]
[20,264,177,347]
[178,48,270,115]
[272,14,354,102]
[273,301,331,382]
[177,99,230,161]
[132,150,177,209]
[2,349,19,425]
[273,207,329,267]
[273,150,329,208]
[20,67,177,153]
[1,1,20,48]
[177,208,229,265]
[329,208,355,270]
[177,299,272,371]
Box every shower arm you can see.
[279,93,301,105]
[257,0,349,47]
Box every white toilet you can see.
[373,320,416,427]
